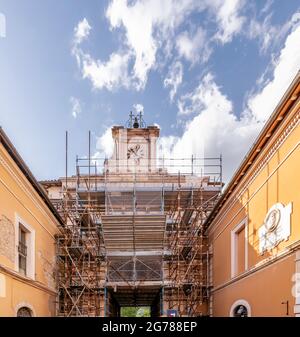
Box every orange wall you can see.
[208,103,300,316]
[0,142,59,316]
[213,254,295,316]
[0,274,56,316]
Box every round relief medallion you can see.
[265,208,280,232]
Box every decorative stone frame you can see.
[15,302,36,317]
[14,214,36,280]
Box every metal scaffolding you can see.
[54,183,106,316]
[41,131,222,317]
[164,180,221,316]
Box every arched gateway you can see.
[43,113,222,317]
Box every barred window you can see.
[18,227,27,276]
[16,218,35,279]
[17,307,32,317]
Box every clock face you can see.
[127,144,144,164]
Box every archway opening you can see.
[17,307,33,317]
[105,287,162,317]
[120,306,151,317]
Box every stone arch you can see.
[230,299,251,317]
[15,302,36,317]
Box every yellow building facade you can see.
[206,72,300,317]
[0,128,62,316]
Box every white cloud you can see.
[133,103,144,114]
[106,0,202,90]
[212,0,246,44]
[247,10,300,54]
[106,0,155,89]
[74,18,91,44]
[81,52,131,91]
[70,96,82,119]
[161,73,261,180]
[105,0,246,89]
[248,14,278,54]
[176,27,211,64]
[160,23,300,183]
[95,127,114,159]
[72,1,247,92]
[72,4,300,183]
[72,17,131,91]
[164,61,183,102]
[177,72,231,116]
[246,24,300,122]
[261,0,273,15]
[0,12,6,38]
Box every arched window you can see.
[230,299,251,317]
[17,307,32,317]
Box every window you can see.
[15,216,35,279]
[18,227,27,276]
[237,226,245,274]
[233,305,248,317]
[230,300,251,317]
[231,218,248,278]
[17,307,32,317]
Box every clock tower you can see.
[105,112,160,173]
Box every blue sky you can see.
[0,0,300,182]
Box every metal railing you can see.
[75,156,222,183]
